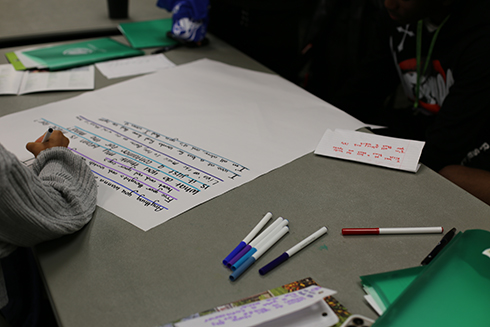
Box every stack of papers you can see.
[0,64,94,95]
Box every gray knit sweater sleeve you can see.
[0,143,98,258]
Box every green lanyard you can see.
[414,15,450,109]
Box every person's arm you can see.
[439,165,490,205]
[0,134,97,254]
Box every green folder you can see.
[372,229,490,326]
[361,265,424,312]
[118,19,178,49]
[22,38,144,71]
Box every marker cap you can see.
[227,244,251,268]
[258,252,289,275]
[223,241,246,266]
[229,256,256,281]
[231,248,256,271]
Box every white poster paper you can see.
[0,59,365,231]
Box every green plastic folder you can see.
[361,265,424,312]
[372,229,490,326]
[22,38,144,71]
[118,19,178,49]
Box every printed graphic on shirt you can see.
[397,58,454,114]
[462,142,490,167]
[390,25,455,115]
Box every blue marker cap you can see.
[231,248,256,271]
[258,252,290,275]
[229,256,256,281]
[223,241,246,266]
[227,244,252,268]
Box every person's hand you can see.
[26,130,70,157]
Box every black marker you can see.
[42,128,54,142]
[420,227,456,265]
[151,44,181,54]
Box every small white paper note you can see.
[95,54,175,79]
[175,286,337,327]
[314,129,425,172]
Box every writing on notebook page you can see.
[29,116,250,230]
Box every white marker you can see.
[259,227,328,275]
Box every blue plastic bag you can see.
[156,0,209,43]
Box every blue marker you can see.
[231,219,288,271]
[230,225,289,281]
[222,212,272,266]
[259,227,328,275]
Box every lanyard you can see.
[414,15,450,109]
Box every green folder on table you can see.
[365,229,490,326]
[118,19,178,49]
[361,265,424,313]
[22,38,144,71]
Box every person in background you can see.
[0,129,97,326]
[310,0,490,204]
[382,0,490,204]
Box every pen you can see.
[342,227,443,235]
[42,128,54,142]
[151,44,181,54]
[258,226,328,275]
[223,212,273,266]
[230,219,289,271]
[230,225,289,281]
[421,227,456,265]
[227,217,285,268]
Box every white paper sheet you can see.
[0,64,24,95]
[175,286,337,327]
[19,65,94,94]
[0,59,365,231]
[0,64,94,95]
[95,54,176,79]
[314,129,425,172]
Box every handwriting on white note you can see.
[174,286,337,327]
[314,129,425,172]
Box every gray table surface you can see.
[1,12,490,327]
[0,0,166,39]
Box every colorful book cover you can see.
[160,277,352,327]
[119,19,178,49]
[22,38,144,71]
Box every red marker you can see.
[342,227,443,235]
